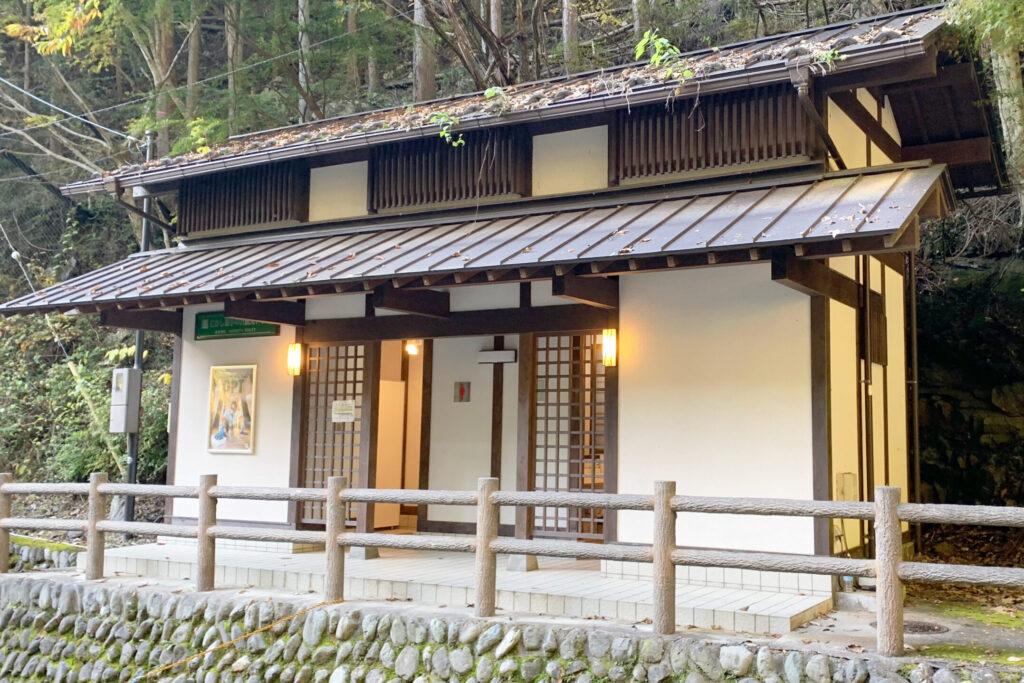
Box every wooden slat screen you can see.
[300,342,365,526]
[370,127,528,212]
[613,84,811,182]
[178,160,310,235]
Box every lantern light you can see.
[287,343,303,376]
[602,329,617,367]
[405,340,421,355]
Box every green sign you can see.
[195,312,279,340]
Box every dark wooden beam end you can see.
[100,308,183,335]
[224,298,306,327]
[552,273,619,309]
[371,286,450,318]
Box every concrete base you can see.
[506,554,538,572]
[349,546,380,560]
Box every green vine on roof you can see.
[429,112,465,148]
[634,29,693,82]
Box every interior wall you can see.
[617,265,816,554]
[404,346,423,492]
[172,304,296,524]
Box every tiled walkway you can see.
[94,543,831,633]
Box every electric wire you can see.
[0,75,136,141]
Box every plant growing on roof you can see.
[429,112,465,147]
[635,29,693,82]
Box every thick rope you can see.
[133,598,347,681]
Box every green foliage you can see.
[635,29,693,81]
[947,0,1024,49]
[429,112,465,147]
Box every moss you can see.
[9,534,83,552]
[917,644,1024,667]
[915,600,1024,630]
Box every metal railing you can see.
[0,472,1022,658]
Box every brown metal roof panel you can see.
[712,183,813,247]
[661,188,772,251]
[498,207,627,266]
[636,194,737,255]
[449,212,584,270]
[754,176,857,242]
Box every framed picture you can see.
[207,365,257,454]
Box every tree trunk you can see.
[154,0,175,157]
[990,41,1024,217]
[490,0,501,39]
[298,0,311,121]
[22,2,31,96]
[413,0,437,101]
[562,0,577,72]
[186,1,202,120]
[347,2,360,92]
[225,0,242,130]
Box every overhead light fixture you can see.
[602,329,617,367]
[405,340,421,356]
[287,343,303,376]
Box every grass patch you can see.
[918,600,1024,630]
[9,534,83,552]
[918,644,1024,667]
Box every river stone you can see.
[365,641,380,662]
[834,659,868,683]
[459,622,483,645]
[390,618,408,647]
[57,586,79,616]
[296,666,314,683]
[908,664,934,683]
[783,651,803,683]
[171,623,192,644]
[587,631,612,659]
[720,646,754,677]
[377,615,393,640]
[58,615,75,635]
[298,643,314,664]
[330,666,351,683]
[542,628,559,654]
[804,655,829,683]
[668,640,689,674]
[431,647,451,677]
[447,620,460,646]
[282,666,298,683]
[647,665,670,683]
[314,672,330,683]
[232,656,252,673]
[394,646,419,681]
[546,661,564,680]
[450,647,474,675]
[380,643,397,669]
[931,670,961,683]
[314,646,337,666]
[612,637,636,664]
[366,669,388,683]
[972,670,1000,683]
[476,655,494,681]
[560,629,587,659]
[336,641,353,664]
[428,619,446,644]
[685,674,709,683]
[639,637,664,664]
[303,611,328,648]
[362,614,380,640]
[476,625,504,655]
[494,627,521,659]
[408,619,427,644]
[284,635,303,663]
[338,612,361,641]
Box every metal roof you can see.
[62,5,946,197]
[5,165,949,315]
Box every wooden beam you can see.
[100,308,183,335]
[829,90,903,162]
[790,67,846,171]
[551,274,618,309]
[902,136,992,167]
[304,304,615,343]
[771,251,859,309]
[223,299,306,327]
[371,286,450,318]
[821,49,937,92]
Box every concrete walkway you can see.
[92,543,831,634]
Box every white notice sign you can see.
[332,399,356,423]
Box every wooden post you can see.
[196,474,217,592]
[475,477,499,617]
[86,472,108,581]
[0,473,10,574]
[874,486,904,657]
[652,480,676,635]
[325,476,347,601]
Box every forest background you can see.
[0,0,1021,527]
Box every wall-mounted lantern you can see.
[287,343,303,376]
[405,340,422,356]
[602,329,617,367]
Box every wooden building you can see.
[0,7,1004,596]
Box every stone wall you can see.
[7,539,82,573]
[0,575,1019,683]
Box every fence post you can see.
[874,486,904,657]
[196,474,218,592]
[0,473,10,574]
[325,476,347,601]
[653,480,676,635]
[474,477,500,618]
[86,472,108,580]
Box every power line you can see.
[0,7,414,143]
[0,75,135,141]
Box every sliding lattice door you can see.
[532,333,608,541]
[300,342,365,525]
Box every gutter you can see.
[61,39,931,198]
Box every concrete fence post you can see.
[325,476,348,601]
[653,480,677,634]
[86,472,108,581]
[0,473,10,573]
[474,477,500,617]
[196,474,218,592]
[874,486,904,657]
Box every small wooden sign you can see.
[195,312,279,341]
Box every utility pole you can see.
[125,130,155,527]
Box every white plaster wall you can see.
[427,334,518,526]
[450,284,519,311]
[173,304,297,524]
[617,265,816,554]
[308,162,369,222]
[305,294,366,319]
[532,126,608,196]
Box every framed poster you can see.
[208,365,257,454]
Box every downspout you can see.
[905,251,922,550]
